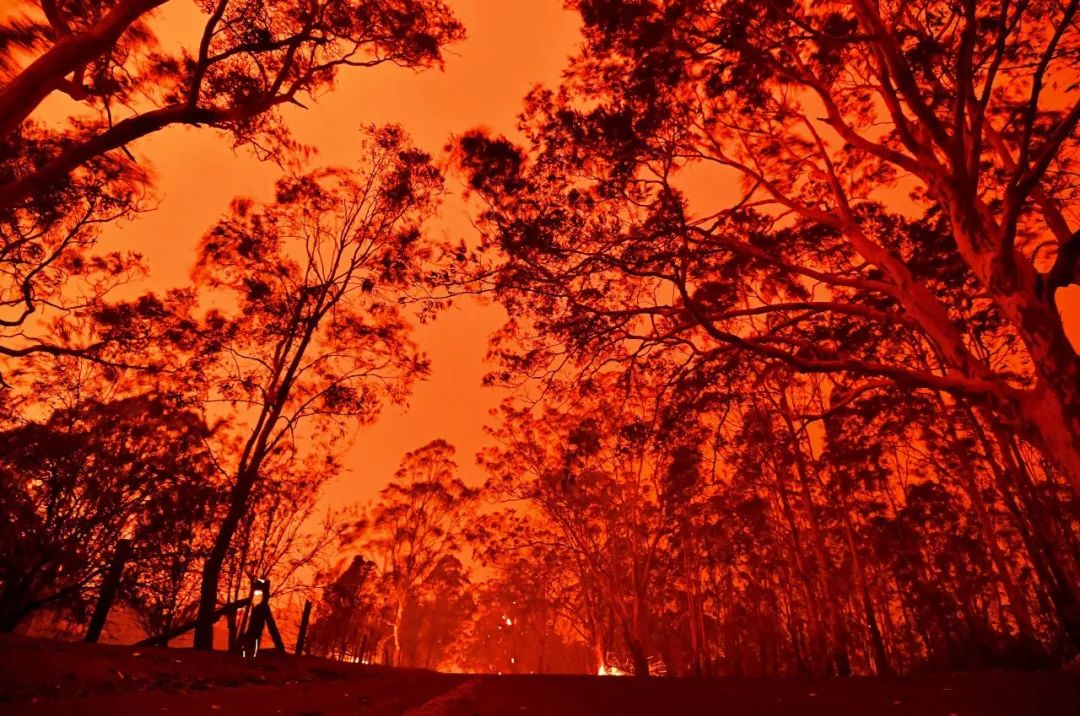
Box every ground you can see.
[2,635,1079,715]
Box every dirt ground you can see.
[3,634,1080,715]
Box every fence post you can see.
[295,600,313,655]
[85,538,132,643]
[265,610,286,651]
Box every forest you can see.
[1,0,1080,685]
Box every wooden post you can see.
[85,538,132,643]
[265,611,286,651]
[295,600,313,655]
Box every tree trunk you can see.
[941,409,1039,639]
[937,159,1080,493]
[622,619,649,676]
[768,454,829,674]
[1020,376,1080,496]
[392,590,407,667]
[194,468,257,650]
[225,609,238,652]
[682,541,705,676]
[779,392,851,676]
[0,612,20,633]
[986,420,1080,647]
[624,622,651,676]
[0,0,167,141]
[837,504,890,675]
[0,580,30,633]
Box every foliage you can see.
[0,393,218,632]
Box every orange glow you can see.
[92,1,582,503]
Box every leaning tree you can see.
[189,126,448,649]
[455,0,1080,490]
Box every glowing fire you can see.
[597,664,626,676]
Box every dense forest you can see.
[2,0,1079,681]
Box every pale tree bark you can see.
[778,390,851,676]
[392,586,408,667]
[696,0,1080,491]
[0,0,167,139]
[767,449,829,675]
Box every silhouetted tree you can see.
[357,439,477,666]
[307,555,387,663]
[481,367,708,675]
[465,509,596,674]
[0,393,217,631]
[190,126,445,649]
[0,0,462,372]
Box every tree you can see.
[0,393,218,631]
[0,0,464,209]
[0,0,463,369]
[445,0,1080,665]
[0,153,147,377]
[398,553,474,669]
[454,0,1080,492]
[0,201,199,388]
[126,509,214,641]
[306,555,388,663]
[217,470,352,650]
[480,368,706,676]
[359,439,477,666]
[465,509,600,675]
[464,319,1080,675]
[190,126,446,649]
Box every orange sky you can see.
[49,0,1080,510]
[99,1,582,506]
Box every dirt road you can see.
[4,635,1079,715]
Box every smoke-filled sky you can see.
[87,0,1080,512]
[93,1,582,507]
